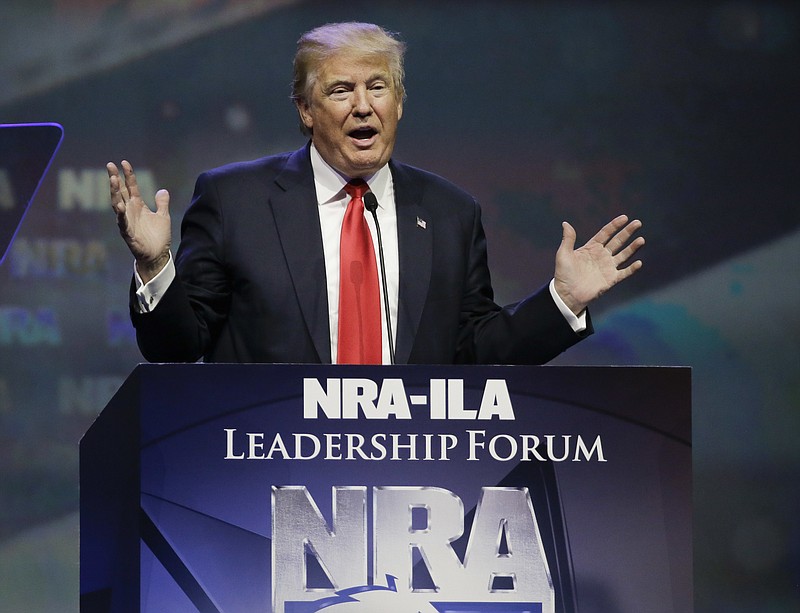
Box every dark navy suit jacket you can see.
[130,144,590,364]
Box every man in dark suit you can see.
[108,22,644,365]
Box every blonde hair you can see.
[292,22,406,132]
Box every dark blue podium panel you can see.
[80,365,691,613]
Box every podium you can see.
[80,364,691,612]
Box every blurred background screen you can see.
[0,1,797,611]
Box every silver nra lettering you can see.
[272,486,554,612]
[272,486,367,611]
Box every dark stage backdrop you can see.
[0,1,798,611]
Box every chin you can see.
[345,159,382,176]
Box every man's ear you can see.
[296,100,314,131]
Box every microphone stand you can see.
[363,192,395,365]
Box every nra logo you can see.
[303,378,515,421]
[273,486,553,613]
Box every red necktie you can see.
[337,180,381,364]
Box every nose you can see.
[352,86,372,116]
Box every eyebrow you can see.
[321,72,390,90]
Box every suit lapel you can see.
[270,145,331,362]
[391,162,432,364]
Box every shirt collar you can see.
[310,142,391,208]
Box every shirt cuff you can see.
[134,253,175,313]
[549,278,588,333]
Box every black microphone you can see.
[363,191,395,365]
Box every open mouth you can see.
[349,127,377,142]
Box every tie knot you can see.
[344,179,368,201]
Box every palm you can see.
[118,192,171,261]
[107,160,172,280]
[554,216,644,315]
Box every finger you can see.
[121,160,141,199]
[613,236,646,266]
[154,189,170,216]
[560,221,577,252]
[107,162,125,211]
[589,214,629,246]
[606,219,643,254]
[616,258,643,281]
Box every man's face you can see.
[297,52,403,178]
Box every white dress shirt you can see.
[310,144,399,364]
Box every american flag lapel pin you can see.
[416,216,427,229]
